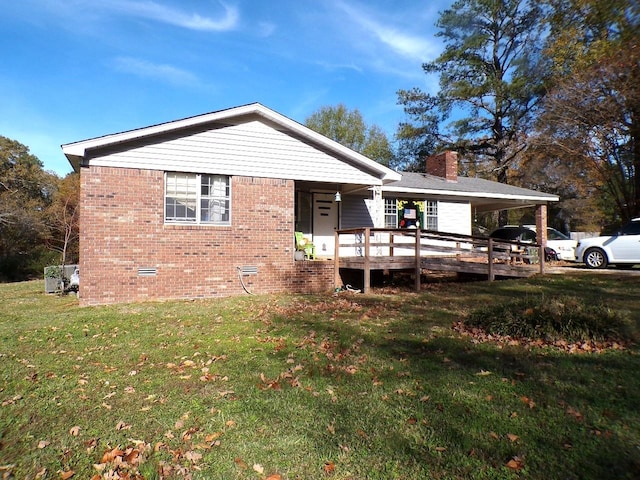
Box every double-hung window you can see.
[384,198,398,228]
[424,200,438,230]
[165,172,230,225]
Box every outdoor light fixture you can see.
[334,191,342,202]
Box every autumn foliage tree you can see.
[529,0,640,225]
[0,136,78,281]
[45,172,80,267]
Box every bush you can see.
[466,296,634,343]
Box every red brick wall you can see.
[78,166,335,305]
[426,151,458,182]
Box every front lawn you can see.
[1,274,639,479]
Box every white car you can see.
[509,225,577,261]
[575,218,640,269]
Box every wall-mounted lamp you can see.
[334,191,342,202]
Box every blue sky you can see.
[1,0,450,176]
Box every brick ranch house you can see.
[62,103,557,306]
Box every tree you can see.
[0,136,58,281]
[531,46,640,224]
[531,0,640,224]
[397,0,548,223]
[305,104,395,166]
[45,172,80,267]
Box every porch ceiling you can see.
[471,198,545,213]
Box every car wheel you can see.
[584,248,608,269]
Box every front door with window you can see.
[313,193,339,257]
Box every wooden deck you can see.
[334,228,546,293]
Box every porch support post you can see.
[414,229,421,292]
[488,238,495,281]
[372,186,383,227]
[535,203,547,274]
[364,228,371,294]
[334,230,341,289]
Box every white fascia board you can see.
[61,103,401,182]
[382,185,559,202]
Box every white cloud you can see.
[315,60,363,73]
[112,57,200,86]
[332,1,438,63]
[100,0,239,31]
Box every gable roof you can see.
[384,172,558,212]
[62,102,401,185]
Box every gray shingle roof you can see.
[384,172,557,201]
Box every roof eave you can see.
[382,185,559,203]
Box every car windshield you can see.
[547,228,569,240]
[491,228,536,242]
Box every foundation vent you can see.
[137,267,157,277]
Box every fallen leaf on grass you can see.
[506,457,524,470]
[566,406,584,421]
[182,426,198,441]
[435,446,447,452]
[69,426,80,436]
[521,396,536,408]
[266,475,282,480]
[115,420,132,431]
[37,440,50,449]
[1,394,23,406]
[234,458,248,470]
[59,469,75,479]
[323,461,336,474]
[253,463,264,474]
[205,432,222,443]
[101,448,125,463]
[184,451,202,463]
[476,370,492,376]
[507,433,519,443]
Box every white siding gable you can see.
[88,120,383,185]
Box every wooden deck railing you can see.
[334,228,545,292]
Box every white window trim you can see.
[384,198,398,228]
[164,172,231,226]
[425,200,438,231]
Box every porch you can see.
[333,228,546,293]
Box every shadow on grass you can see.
[265,276,640,480]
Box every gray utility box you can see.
[44,264,79,293]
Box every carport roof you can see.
[383,172,558,212]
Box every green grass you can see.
[1,274,639,479]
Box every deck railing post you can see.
[487,238,495,281]
[363,228,371,294]
[539,244,545,275]
[415,229,421,292]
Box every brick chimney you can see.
[426,151,458,182]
